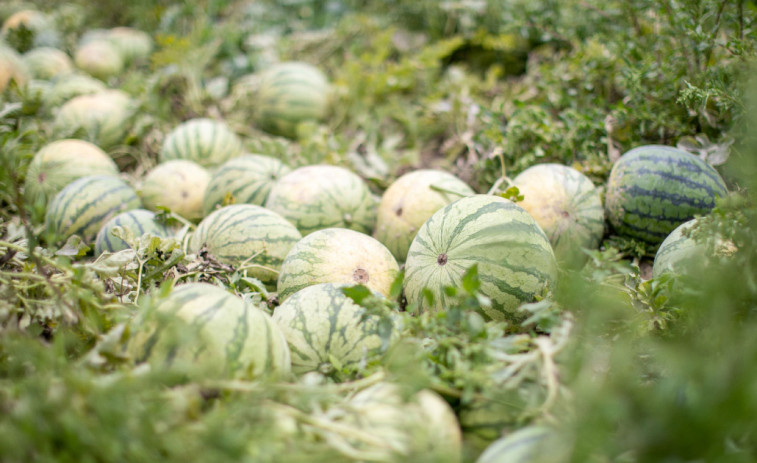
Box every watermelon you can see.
[255,61,331,138]
[43,72,107,107]
[1,9,61,51]
[403,195,558,322]
[265,164,377,236]
[605,145,728,245]
[0,44,29,92]
[127,282,291,380]
[139,160,210,221]
[189,204,302,286]
[21,46,72,80]
[24,139,119,207]
[271,283,397,374]
[159,118,244,168]
[277,228,400,301]
[652,217,735,279]
[202,154,290,216]
[52,90,134,149]
[45,175,141,243]
[74,39,124,81]
[512,163,604,267]
[94,208,172,255]
[105,27,153,64]
[337,382,462,463]
[375,169,474,262]
[475,426,565,463]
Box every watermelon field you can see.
[2,0,757,461]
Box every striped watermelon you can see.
[159,118,244,168]
[45,175,141,243]
[403,195,558,322]
[52,90,134,149]
[475,426,564,463]
[0,44,29,92]
[375,169,474,262]
[202,154,290,216]
[512,163,604,267]
[105,27,153,64]
[43,72,107,107]
[189,204,302,286]
[338,382,462,463]
[95,208,172,255]
[255,61,331,138]
[652,217,735,279]
[139,160,210,221]
[277,228,400,301]
[24,139,118,207]
[265,164,377,236]
[271,283,397,374]
[1,9,61,50]
[605,145,728,245]
[21,47,72,80]
[74,39,124,81]
[127,282,291,380]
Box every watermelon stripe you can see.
[620,152,726,187]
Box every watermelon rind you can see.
[43,72,107,107]
[94,208,172,255]
[512,163,604,267]
[265,164,377,236]
[52,90,134,149]
[159,118,244,168]
[403,194,558,322]
[202,153,290,216]
[45,174,141,243]
[277,227,400,302]
[22,46,73,80]
[74,39,124,81]
[139,159,210,221]
[271,283,397,374]
[375,169,474,262]
[189,204,302,286]
[475,426,565,463]
[605,145,727,245]
[0,44,30,92]
[128,282,291,380]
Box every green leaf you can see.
[342,284,373,305]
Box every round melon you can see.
[202,154,290,216]
[52,90,134,149]
[74,39,123,81]
[277,228,400,301]
[403,195,558,322]
[652,217,735,279]
[45,175,141,243]
[337,382,462,463]
[159,118,243,168]
[127,282,291,380]
[94,208,172,255]
[0,44,29,92]
[605,145,728,245]
[139,160,210,221]
[255,61,331,138]
[272,283,397,375]
[189,204,302,286]
[375,169,474,262]
[43,72,107,107]
[512,163,604,267]
[106,27,153,64]
[265,164,377,236]
[1,9,60,51]
[24,139,119,207]
[21,46,72,80]
[476,426,566,463]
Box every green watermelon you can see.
[45,175,141,243]
[127,282,291,380]
[605,145,728,245]
[265,164,377,236]
[652,217,735,279]
[24,139,118,207]
[277,228,400,301]
[255,61,331,138]
[139,160,210,221]
[52,90,134,149]
[403,195,558,322]
[271,283,396,374]
[159,118,244,168]
[1,9,61,51]
[106,27,153,64]
[74,39,124,81]
[189,204,302,286]
[43,72,107,107]
[512,163,604,267]
[202,154,290,216]
[375,169,474,262]
[94,208,172,255]
[0,44,29,92]
[21,46,72,80]
[475,426,565,463]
